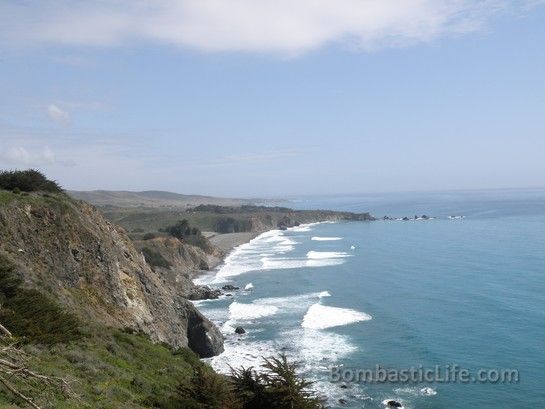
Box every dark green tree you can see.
[0,169,63,193]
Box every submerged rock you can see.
[222,284,239,291]
[385,400,403,408]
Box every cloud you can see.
[1,146,57,165]
[47,104,70,124]
[0,1,542,55]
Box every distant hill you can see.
[68,189,274,208]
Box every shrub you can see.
[230,355,324,409]
[173,366,241,409]
[143,232,157,240]
[0,256,81,344]
[141,247,171,269]
[0,169,63,193]
[165,219,193,239]
[163,220,212,252]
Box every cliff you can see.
[0,191,223,357]
[133,236,224,299]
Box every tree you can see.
[0,170,63,193]
[230,355,324,409]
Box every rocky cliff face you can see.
[133,236,223,299]
[0,192,223,357]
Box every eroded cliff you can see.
[0,191,223,357]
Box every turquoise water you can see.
[196,189,545,408]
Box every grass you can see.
[0,255,82,344]
[0,328,212,409]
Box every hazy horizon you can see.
[2,1,545,197]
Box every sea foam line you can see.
[302,303,372,330]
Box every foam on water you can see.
[208,229,292,282]
[229,301,278,320]
[311,236,343,241]
[302,303,372,329]
[382,399,406,409]
[306,250,351,259]
[208,338,278,373]
[244,282,253,290]
[261,256,347,270]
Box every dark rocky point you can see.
[222,284,240,291]
[187,286,221,300]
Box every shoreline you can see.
[193,221,340,287]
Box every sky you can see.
[1,0,545,197]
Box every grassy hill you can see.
[68,190,276,209]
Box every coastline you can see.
[191,220,365,406]
[208,231,261,254]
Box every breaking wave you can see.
[302,303,372,330]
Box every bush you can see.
[141,247,171,269]
[231,355,324,409]
[174,366,240,409]
[163,220,212,252]
[0,169,63,193]
[164,219,194,239]
[0,256,81,344]
[143,233,157,240]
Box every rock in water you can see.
[385,400,403,408]
[222,284,240,291]
[235,326,246,334]
[187,286,221,300]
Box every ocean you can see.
[194,189,545,408]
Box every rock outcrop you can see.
[0,193,223,357]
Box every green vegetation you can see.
[162,220,212,251]
[0,327,227,409]
[229,355,323,409]
[0,169,63,193]
[190,204,293,214]
[142,232,157,240]
[214,216,252,233]
[141,247,171,269]
[153,355,324,409]
[0,256,81,344]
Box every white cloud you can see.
[1,146,57,165]
[47,104,70,124]
[0,1,542,55]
